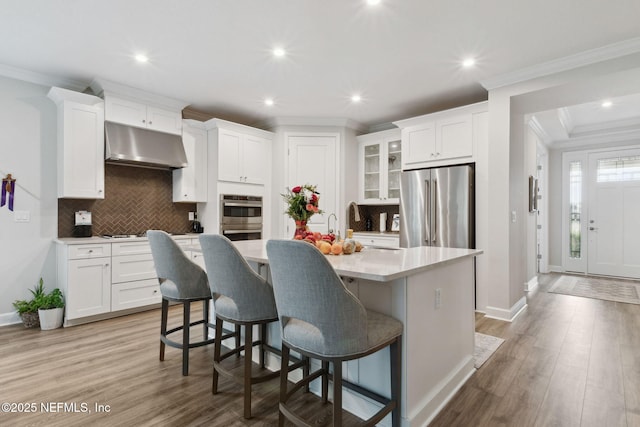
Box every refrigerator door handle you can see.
[432,179,437,245]
[424,179,431,245]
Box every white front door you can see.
[587,149,640,278]
[286,133,339,235]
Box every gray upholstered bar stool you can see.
[148,230,219,376]
[267,239,403,427]
[199,234,296,419]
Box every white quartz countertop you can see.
[351,231,399,238]
[230,239,482,282]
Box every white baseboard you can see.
[525,276,539,292]
[409,356,476,427]
[484,296,528,322]
[548,265,564,273]
[0,311,21,327]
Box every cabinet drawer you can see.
[111,253,156,283]
[112,241,151,256]
[112,279,161,311]
[68,243,112,260]
[353,234,400,249]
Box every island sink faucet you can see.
[327,213,338,235]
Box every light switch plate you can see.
[14,210,30,222]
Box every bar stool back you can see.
[147,230,215,376]
[266,239,403,427]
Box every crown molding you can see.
[0,62,88,91]
[570,116,640,138]
[551,127,640,150]
[480,37,640,90]
[263,116,365,132]
[527,116,552,147]
[90,77,189,110]
[557,107,574,135]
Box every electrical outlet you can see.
[435,288,442,309]
[188,212,195,221]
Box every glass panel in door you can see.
[387,139,401,199]
[364,144,381,200]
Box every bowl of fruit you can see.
[294,231,363,255]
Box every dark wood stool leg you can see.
[303,355,310,393]
[202,299,209,341]
[321,360,329,403]
[279,344,290,427]
[182,301,190,376]
[212,317,223,394]
[333,361,343,427]
[259,323,267,369]
[390,337,402,427]
[235,324,241,358]
[243,324,253,419]
[160,298,168,361]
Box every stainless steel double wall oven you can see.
[220,194,263,241]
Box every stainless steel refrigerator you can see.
[399,164,475,249]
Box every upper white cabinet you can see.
[394,102,487,170]
[173,120,208,202]
[357,128,402,204]
[47,87,105,199]
[90,78,187,135]
[205,118,273,185]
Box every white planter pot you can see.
[38,307,64,330]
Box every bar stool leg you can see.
[182,301,191,376]
[259,323,267,369]
[243,324,253,419]
[391,337,402,427]
[160,298,168,361]
[332,361,343,427]
[278,344,290,427]
[212,318,223,394]
[202,300,209,341]
[321,361,329,403]
[235,324,241,358]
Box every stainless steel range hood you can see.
[104,122,187,169]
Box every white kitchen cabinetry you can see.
[205,119,273,185]
[104,96,182,135]
[57,243,112,321]
[394,102,487,170]
[47,87,105,199]
[90,78,188,136]
[353,233,400,249]
[173,120,208,202]
[111,241,161,312]
[357,128,402,204]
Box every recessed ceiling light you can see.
[351,94,362,103]
[462,58,476,68]
[264,98,274,107]
[135,54,149,63]
[273,47,286,58]
[366,0,381,5]
[601,100,613,108]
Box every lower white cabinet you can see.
[58,243,112,320]
[110,241,161,311]
[112,279,161,311]
[352,233,400,249]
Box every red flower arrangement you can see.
[282,184,322,221]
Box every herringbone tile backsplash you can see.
[58,164,195,237]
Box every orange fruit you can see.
[331,242,343,255]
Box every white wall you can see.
[0,76,58,325]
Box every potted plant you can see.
[37,287,65,330]
[12,279,46,328]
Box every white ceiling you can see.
[1,0,640,129]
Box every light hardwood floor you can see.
[1,273,639,426]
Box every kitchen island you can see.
[230,239,482,427]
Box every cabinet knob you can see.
[153,290,158,294]
[142,119,146,123]
[149,121,152,125]
[88,249,93,253]
[98,189,103,193]
[436,152,440,156]
[184,194,188,197]
[104,263,109,267]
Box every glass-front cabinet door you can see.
[358,129,401,204]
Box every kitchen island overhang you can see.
[202,239,482,427]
